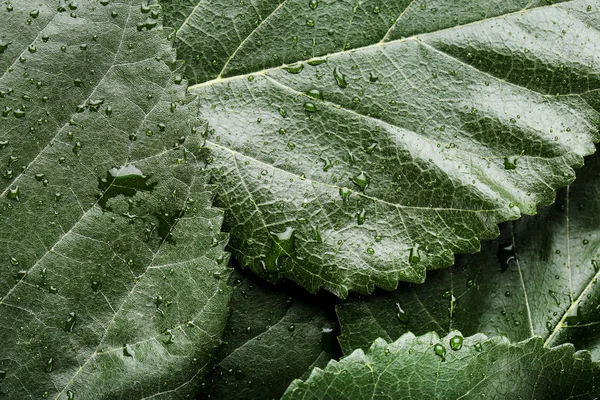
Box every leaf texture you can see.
[337,149,600,360]
[162,0,600,296]
[0,1,230,398]
[200,267,338,400]
[283,332,600,399]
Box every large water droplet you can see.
[434,343,446,360]
[333,67,348,88]
[284,63,304,74]
[97,165,156,210]
[262,227,296,273]
[349,171,369,192]
[449,335,463,350]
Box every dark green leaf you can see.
[200,266,339,400]
[284,332,600,399]
[338,149,600,359]
[163,0,600,297]
[0,1,230,398]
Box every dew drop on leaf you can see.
[449,335,463,350]
[333,67,348,88]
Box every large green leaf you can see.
[200,266,339,400]
[0,1,231,398]
[162,0,600,297]
[337,149,600,359]
[283,332,600,399]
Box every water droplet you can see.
[288,324,296,332]
[123,344,135,357]
[308,0,318,9]
[548,289,561,306]
[97,165,156,210]
[0,40,10,54]
[311,225,321,241]
[474,342,483,352]
[163,329,175,344]
[45,357,54,373]
[65,312,76,332]
[284,63,304,74]
[91,280,102,292]
[349,171,369,192]
[504,156,518,170]
[357,208,366,225]
[303,102,317,113]
[262,227,296,273]
[449,335,463,350]
[306,88,323,100]
[67,391,75,400]
[592,260,599,272]
[7,186,20,201]
[433,343,446,360]
[409,244,420,264]
[333,67,348,88]
[395,303,409,323]
[339,187,351,202]
[448,294,456,319]
[497,243,516,273]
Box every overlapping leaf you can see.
[283,332,600,399]
[337,149,600,360]
[163,0,600,296]
[0,1,230,398]
[200,267,338,400]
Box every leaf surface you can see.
[283,332,600,399]
[0,1,230,398]
[163,0,600,296]
[337,149,600,360]
[200,267,339,400]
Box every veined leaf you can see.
[200,266,339,400]
[163,0,600,296]
[337,149,600,359]
[283,332,600,399]
[0,1,230,398]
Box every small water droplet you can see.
[395,303,409,323]
[45,357,54,373]
[498,243,516,273]
[303,102,317,113]
[65,312,77,332]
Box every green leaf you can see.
[163,0,600,297]
[283,332,600,399]
[200,266,339,400]
[0,1,231,398]
[337,149,600,359]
